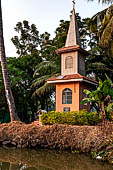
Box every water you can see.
[0,147,112,170]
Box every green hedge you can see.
[41,110,101,125]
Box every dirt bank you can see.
[0,121,112,163]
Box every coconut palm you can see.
[0,1,19,121]
[88,4,113,56]
[31,61,60,110]
[31,61,60,97]
[86,44,113,81]
[99,5,113,52]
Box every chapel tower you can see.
[47,2,97,112]
[60,7,86,76]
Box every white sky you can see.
[2,0,110,57]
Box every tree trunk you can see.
[0,1,19,121]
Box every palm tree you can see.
[88,4,113,56]
[86,45,113,80]
[31,61,60,110]
[0,1,19,121]
[31,61,59,97]
[99,5,113,53]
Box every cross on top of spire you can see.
[65,0,81,47]
[72,0,75,9]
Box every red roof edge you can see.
[47,74,98,85]
[56,45,89,56]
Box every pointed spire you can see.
[65,3,81,47]
[72,0,75,10]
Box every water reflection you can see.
[0,147,112,170]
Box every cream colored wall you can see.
[61,51,78,75]
[56,82,80,112]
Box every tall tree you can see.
[86,4,113,80]
[0,1,19,121]
[86,45,113,80]
[88,5,113,57]
[11,20,40,56]
[40,32,57,61]
[31,61,59,110]
[0,53,42,122]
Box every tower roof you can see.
[65,8,81,47]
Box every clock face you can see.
[65,56,73,69]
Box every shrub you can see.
[87,112,101,125]
[41,110,101,125]
[106,111,113,121]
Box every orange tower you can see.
[47,4,97,112]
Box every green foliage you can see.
[11,20,40,56]
[86,45,113,81]
[81,76,113,121]
[0,55,42,122]
[41,110,101,126]
[87,112,101,125]
[88,5,113,57]
[40,32,57,61]
[86,5,113,80]
[54,20,69,49]
[100,5,113,50]
[31,61,59,97]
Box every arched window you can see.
[62,88,72,104]
[65,56,73,69]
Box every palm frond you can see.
[91,62,113,71]
[99,5,113,47]
[34,61,57,77]
[32,83,55,97]
[31,73,59,96]
[91,62,106,68]
[35,61,56,70]
[31,75,51,88]
[89,4,113,54]
[88,8,107,32]
[102,5,113,27]
[100,17,113,47]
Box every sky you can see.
[2,0,110,57]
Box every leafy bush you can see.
[41,110,101,125]
[106,111,113,121]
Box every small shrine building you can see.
[47,4,97,112]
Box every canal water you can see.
[0,147,112,170]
